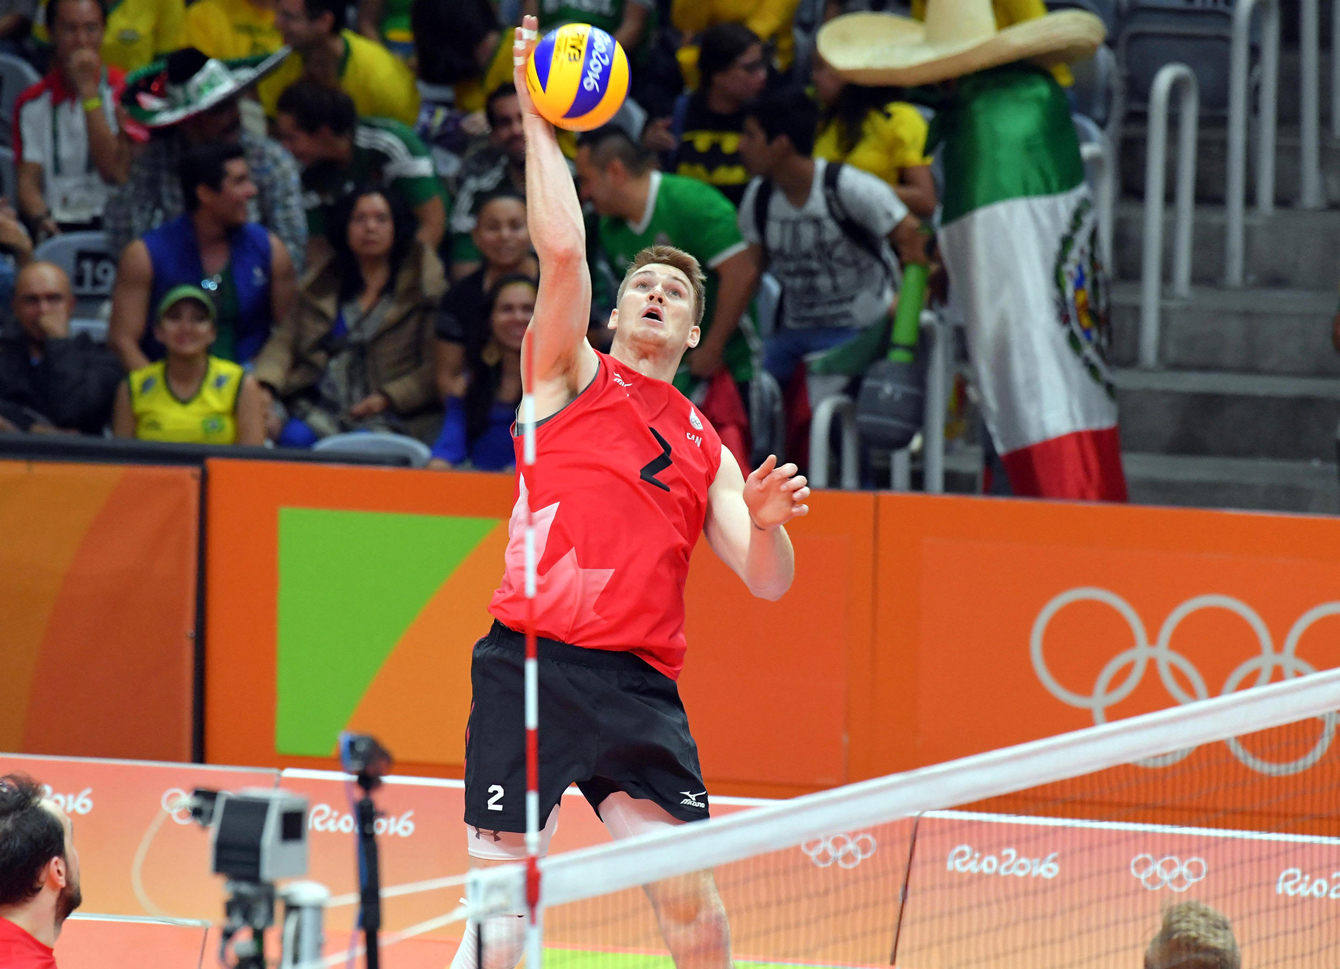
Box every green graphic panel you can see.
[276,508,498,755]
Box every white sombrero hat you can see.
[816,0,1105,87]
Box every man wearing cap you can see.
[103,47,307,273]
[112,283,266,444]
[107,139,296,372]
[14,0,130,240]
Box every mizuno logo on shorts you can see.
[680,790,707,808]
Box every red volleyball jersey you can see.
[489,351,724,679]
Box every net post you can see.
[521,334,542,968]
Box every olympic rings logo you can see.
[1032,589,1340,776]
[1130,854,1207,892]
[802,833,877,869]
[161,787,194,826]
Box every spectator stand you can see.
[0,52,38,148]
[1139,63,1198,369]
[32,231,117,338]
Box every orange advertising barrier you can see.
[0,461,199,761]
[204,459,873,796]
[865,493,1340,829]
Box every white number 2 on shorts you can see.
[487,785,505,811]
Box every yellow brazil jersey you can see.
[672,0,802,86]
[103,0,185,72]
[184,0,282,61]
[259,28,420,125]
[814,101,931,191]
[36,0,184,71]
[129,357,243,445]
[909,0,1072,86]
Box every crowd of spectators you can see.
[0,0,958,469]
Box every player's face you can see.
[612,264,699,353]
[490,281,535,352]
[473,197,530,270]
[39,801,81,927]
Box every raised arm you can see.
[704,451,808,600]
[513,16,598,408]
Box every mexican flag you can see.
[934,64,1128,501]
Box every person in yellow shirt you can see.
[113,284,266,444]
[908,0,1072,85]
[811,50,936,217]
[184,0,282,61]
[258,0,419,125]
[34,0,183,71]
[672,0,801,86]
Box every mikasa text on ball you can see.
[526,23,629,131]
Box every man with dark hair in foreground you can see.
[0,773,82,968]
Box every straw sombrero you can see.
[122,46,291,129]
[816,0,1105,87]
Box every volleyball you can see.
[525,23,630,132]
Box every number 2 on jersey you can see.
[640,427,673,491]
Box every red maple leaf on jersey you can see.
[499,478,615,640]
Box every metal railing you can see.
[1299,0,1322,208]
[1224,0,1279,287]
[1140,64,1199,369]
[809,310,947,493]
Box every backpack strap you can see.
[821,161,894,272]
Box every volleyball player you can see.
[450,16,809,969]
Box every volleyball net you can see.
[463,669,1340,969]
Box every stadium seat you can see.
[33,230,116,321]
[312,431,433,468]
[0,53,38,148]
[1117,0,1236,117]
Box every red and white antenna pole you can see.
[521,334,542,969]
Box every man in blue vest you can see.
[108,140,297,370]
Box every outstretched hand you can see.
[743,455,809,531]
[511,16,546,123]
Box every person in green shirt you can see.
[274,80,446,267]
[575,124,760,395]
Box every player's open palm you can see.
[744,455,810,530]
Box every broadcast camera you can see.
[186,787,326,969]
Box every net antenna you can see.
[520,314,542,969]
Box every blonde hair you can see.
[1145,901,1240,969]
[616,245,707,326]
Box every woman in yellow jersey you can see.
[811,50,938,218]
[113,285,266,444]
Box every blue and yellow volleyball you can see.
[525,23,630,132]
